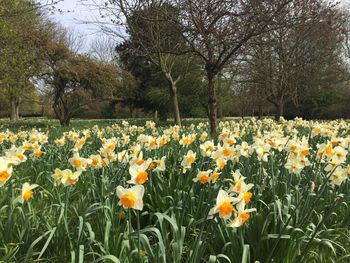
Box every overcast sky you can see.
[50,0,103,52]
[50,0,350,52]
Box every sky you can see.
[49,0,104,51]
[50,0,350,52]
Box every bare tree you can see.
[90,36,118,63]
[243,1,344,120]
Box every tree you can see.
[0,0,44,120]
[171,0,300,134]
[39,25,119,126]
[243,2,345,120]
[117,38,207,120]
[95,1,195,126]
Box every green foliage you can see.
[0,0,44,118]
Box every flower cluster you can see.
[210,170,256,227]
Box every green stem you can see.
[137,211,142,263]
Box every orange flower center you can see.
[34,151,43,158]
[218,160,225,170]
[301,149,309,156]
[244,192,252,204]
[120,193,136,208]
[331,141,339,147]
[186,155,195,164]
[0,171,10,182]
[149,140,156,148]
[223,148,231,157]
[206,146,214,152]
[183,138,191,145]
[219,201,234,217]
[325,146,332,155]
[235,181,241,192]
[148,162,155,170]
[212,172,220,181]
[227,139,234,146]
[136,159,145,165]
[23,189,33,201]
[239,212,250,224]
[136,171,148,184]
[73,159,82,168]
[199,175,210,184]
[67,177,77,184]
[22,145,30,151]
[92,158,99,166]
[16,153,25,161]
[107,144,114,151]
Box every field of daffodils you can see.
[0,118,349,262]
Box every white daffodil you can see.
[116,185,144,210]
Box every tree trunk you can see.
[59,118,70,127]
[15,100,20,119]
[59,113,71,127]
[275,102,284,121]
[217,74,223,119]
[169,84,181,126]
[10,99,16,121]
[207,72,218,136]
[54,105,71,128]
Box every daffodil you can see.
[69,153,91,171]
[32,146,44,159]
[200,140,215,157]
[238,141,252,158]
[55,137,66,146]
[228,201,256,228]
[15,183,39,203]
[90,154,102,169]
[285,157,304,174]
[128,160,152,185]
[4,145,27,165]
[52,168,82,186]
[193,170,212,184]
[116,185,144,210]
[0,157,13,187]
[153,156,166,172]
[329,166,347,185]
[209,190,240,219]
[181,150,196,173]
